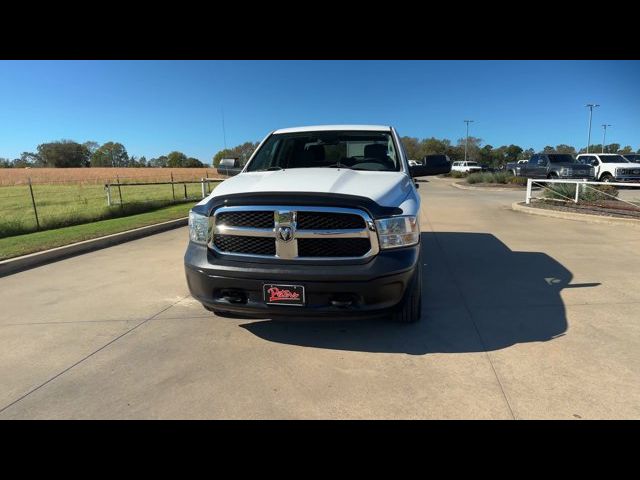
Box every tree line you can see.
[3,137,638,170]
[0,140,207,169]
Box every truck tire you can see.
[547,172,558,179]
[601,173,614,183]
[392,259,423,323]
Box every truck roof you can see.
[273,125,392,134]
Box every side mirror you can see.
[410,157,451,177]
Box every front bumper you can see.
[614,177,640,183]
[184,242,420,319]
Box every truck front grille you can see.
[216,211,274,228]
[297,238,371,257]
[213,235,276,256]
[296,212,365,230]
[210,206,379,260]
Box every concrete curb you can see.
[451,181,532,192]
[0,217,188,277]
[511,202,640,228]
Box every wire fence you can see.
[0,177,222,238]
[524,178,640,218]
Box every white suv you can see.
[451,161,482,173]
[576,153,640,183]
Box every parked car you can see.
[184,125,451,323]
[422,154,450,170]
[451,160,482,173]
[479,163,497,172]
[576,153,640,183]
[517,153,594,179]
[505,159,529,176]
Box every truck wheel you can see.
[601,174,614,183]
[547,173,558,179]
[392,262,422,323]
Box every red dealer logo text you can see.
[267,287,300,302]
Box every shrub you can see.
[542,183,618,202]
[466,172,510,184]
[466,172,481,184]
[507,176,528,186]
[449,171,467,178]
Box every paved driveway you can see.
[1,177,639,419]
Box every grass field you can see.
[0,203,192,260]
[0,180,219,238]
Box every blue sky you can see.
[0,60,638,162]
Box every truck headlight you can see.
[375,216,420,249]
[188,211,210,244]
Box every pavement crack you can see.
[0,295,190,416]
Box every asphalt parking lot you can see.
[1,176,639,419]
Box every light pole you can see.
[585,104,600,153]
[464,120,474,162]
[601,124,611,153]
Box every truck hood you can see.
[208,168,413,207]
[602,163,640,169]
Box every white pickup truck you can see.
[576,153,640,183]
[184,125,451,323]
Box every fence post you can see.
[201,178,206,198]
[184,183,188,199]
[526,178,532,204]
[574,181,580,203]
[116,175,123,208]
[106,183,112,206]
[171,172,176,202]
[28,177,40,231]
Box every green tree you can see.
[148,156,168,168]
[91,142,129,167]
[542,145,556,153]
[555,144,576,154]
[37,140,90,167]
[618,146,633,154]
[185,157,205,167]
[167,151,188,167]
[0,157,12,168]
[400,136,421,160]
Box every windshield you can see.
[548,154,576,163]
[245,131,400,172]
[600,155,629,164]
[624,154,640,162]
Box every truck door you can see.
[536,155,550,178]
[522,155,539,177]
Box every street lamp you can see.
[585,104,600,153]
[464,120,474,162]
[601,124,612,153]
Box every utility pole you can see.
[464,120,474,162]
[585,104,600,153]
[601,124,611,153]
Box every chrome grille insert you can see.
[210,205,378,260]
